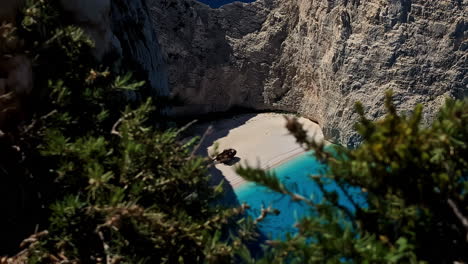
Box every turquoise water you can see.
[235,151,365,240]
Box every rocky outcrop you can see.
[55,0,170,98]
[110,0,169,98]
[55,0,169,97]
[148,0,467,146]
[1,0,466,145]
[0,0,169,130]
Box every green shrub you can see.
[238,92,468,263]
[1,1,252,263]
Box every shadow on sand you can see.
[185,113,258,207]
[184,113,278,256]
[222,156,241,166]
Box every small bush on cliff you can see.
[237,92,468,263]
[1,1,253,263]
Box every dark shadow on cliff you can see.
[187,113,271,258]
[182,112,281,259]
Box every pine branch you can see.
[190,124,213,158]
[110,112,131,137]
[335,180,363,216]
[254,205,280,224]
[447,198,468,242]
[315,179,357,229]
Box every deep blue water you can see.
[236,151,366,240]
[197,0,255,8]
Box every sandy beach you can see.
[191,113,325,189]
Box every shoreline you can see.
[263,146,306,170]
[234,147,309,190]
[190,113,325,190]
[221,146,310,190]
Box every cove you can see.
[235,151,366,240]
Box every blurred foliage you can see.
[1,1,256,263]
[238,91,468,263]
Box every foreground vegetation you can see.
[0,2,253,263]
[1,1,466,263]
[238,92,468,263]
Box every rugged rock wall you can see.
[0,0,169,129]
[57,0,169,98]
[149,0,467,146]
[110,0,169,98]
[2,0,466,145]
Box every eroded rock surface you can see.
[59,0,169,98]
[111,0,169,98]
[149,0,467,146]
[0,0,169,129]
[56,0,169,97]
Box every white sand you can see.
[194,113,325,189]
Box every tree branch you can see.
[190,125,213,158]
[447,198,468,242]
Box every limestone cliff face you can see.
[58,0,170,98]
[1,0,466,144]
[148,0,467,146]
[0,0,168,116]
[110,0,169,98]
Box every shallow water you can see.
[235,151,365,240]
